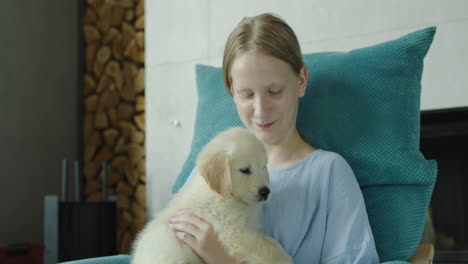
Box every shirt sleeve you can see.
[320,155,380,264]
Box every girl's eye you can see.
[241,92,253,99]
[269,90,281,95]
[239,168,251,175]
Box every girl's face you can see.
[230,51,307,146]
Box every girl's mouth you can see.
[257,121,275,129]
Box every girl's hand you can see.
[169,209,239,264]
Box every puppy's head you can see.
[196,127,270,204]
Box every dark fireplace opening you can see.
[420,107,468,263]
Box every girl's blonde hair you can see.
[222,13,304,95]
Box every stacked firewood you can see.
[82,0,145,253]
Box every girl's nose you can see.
[253,96,270,117]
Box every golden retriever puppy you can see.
[131,127,293,264]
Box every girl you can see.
[169,13,379,264]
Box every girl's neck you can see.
[265,129,316,170]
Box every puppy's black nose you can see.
[259,186,270,200]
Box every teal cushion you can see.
[173,27,438,262]
[363,184,436,261]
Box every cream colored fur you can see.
[131,127,293,264]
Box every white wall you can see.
[145,0,468,217]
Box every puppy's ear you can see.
[197,150,232,197]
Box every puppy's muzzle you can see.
[258,186,270,201]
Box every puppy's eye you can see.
[239,168,251,175]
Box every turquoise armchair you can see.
[62,27,438,264]
[59,246,434,264]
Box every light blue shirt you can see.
[184,149,380,263]
[262,149,379,263]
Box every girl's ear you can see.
[298,66,308,98]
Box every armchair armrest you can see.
[59,254,131,264]
[407,244,434,264]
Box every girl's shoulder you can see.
[267,149,356,193]
[269,148,346,175]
